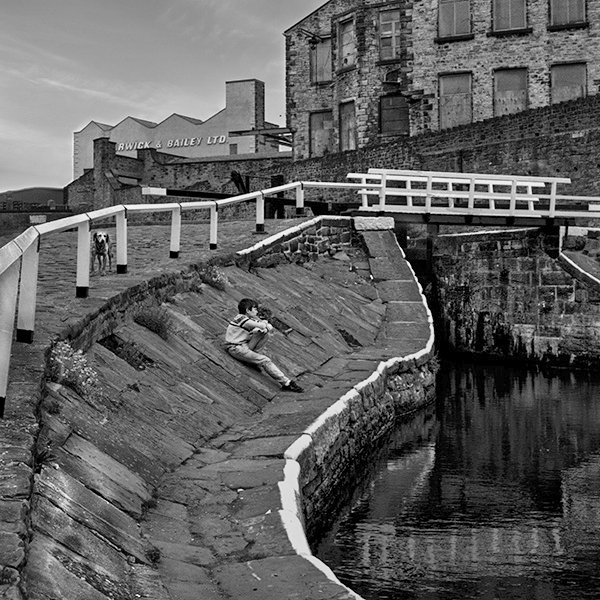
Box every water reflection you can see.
[316,363,600,599]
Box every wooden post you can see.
[296,184,305,216]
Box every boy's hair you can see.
[238,298,258,314]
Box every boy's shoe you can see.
[282,380,304,393]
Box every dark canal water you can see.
[316,362,600,600]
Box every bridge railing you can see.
[0,179,379,415]
[347,168,575,217]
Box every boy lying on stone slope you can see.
[225,298,304,393]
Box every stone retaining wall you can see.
[431,227,600,368]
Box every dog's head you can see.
[93,231,110,252]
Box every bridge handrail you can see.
[348,168,572,215]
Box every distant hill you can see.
[0,187,64,207]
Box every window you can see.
[380,95,409,134]
[439,73,472,129]
[551,63,586,104]
[310,38,332,83]
[550,0,585,26]
[339,102,356,151]
[493,0,526,31]
[494,69,527,116]
[339,18,356,68]
[229,143,238,155]
[309,111,334,157]
[380,9,401,60]
[439,0,471,37]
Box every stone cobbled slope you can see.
[0,217,433,599]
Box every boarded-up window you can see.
[494,69,527,116]
[310,38,332,83]
[380,9,401,60]
[439,0,471,37]
[380,95,409,134]
[551,63,586,104]
[339,101,356,151]
[339,18,356,68]
[493,0,526,31]
[309,111,334,157]
[551,0,585,26]
[439,73,472,129]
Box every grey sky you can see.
[0,0,322,192]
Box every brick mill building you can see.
[284,0,600,160]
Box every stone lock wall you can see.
[292,356,437,543]
[431,228,600,369]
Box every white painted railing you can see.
[347,168,582,218]
[3,169,600,416]
[0,179,376,415]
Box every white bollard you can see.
[256,193,265,233]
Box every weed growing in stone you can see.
[48,341,99,398]
[198,262,228,290]
[133,305,172,340]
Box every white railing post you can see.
[76,219,91,298]
[549,182,557,218]
[425,175,433,212]
[378,173,387,210]
[509,180,517,215]
[296,183,305,216]
[0,260,20,417]
[116,209,128,274]
[360,176,369,208]
[16,238,40,343]
[256,192,265,233]
[468,177,475,210]
[170,204,182,258]
[210,202,218,250]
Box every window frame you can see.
[492,0,527,32]
[379,8,402,62]
[549,0,586,28]
[439,72,472,130]
[493,68,528,117]
[551,62,587,104]
[309,110,335,157]
[338,17,356,70]
[339,101,357,152]
[379,94,410,135]
[438,0,471,39]
[310,37,333,84]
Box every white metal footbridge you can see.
[2,167,600,414]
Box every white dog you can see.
[92,231,113,274]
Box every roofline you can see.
[283,0,334,35]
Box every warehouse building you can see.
[285,0,600,159]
